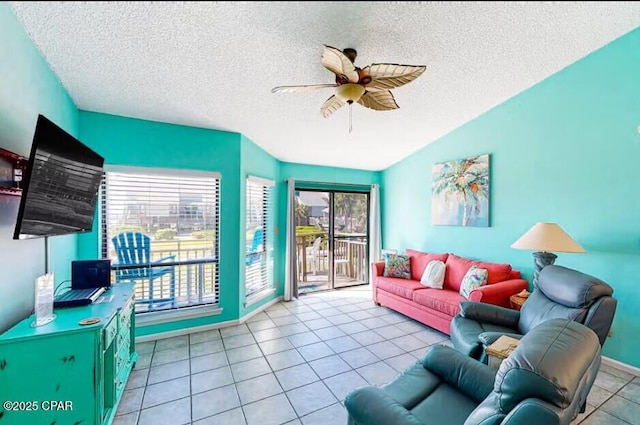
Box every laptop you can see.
[54,260,112,308]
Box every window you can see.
[245,176,275,302]
[101,167,220,313]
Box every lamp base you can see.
[532,251,557,288]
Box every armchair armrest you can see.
[344,386,425,425]
[421,345,496,403]
[469,279,529,307]
[371,261,386,303]
[459,301,520,329]
[478,331,523,347]
[502,399,561,425]
[372,261,385,278]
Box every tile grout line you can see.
[130,303,420,423]
[136,341,154,425]
[224,334,250,425]
[265,307,342,423]
[591,373,638,425]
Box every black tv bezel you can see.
[13,114,105,240]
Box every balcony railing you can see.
[109,242,218,313]
[109,233,368,311]
[296,233,368,289]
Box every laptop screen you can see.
[71,259,112,290]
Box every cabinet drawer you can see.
[103,316,118,348]
[115,368,129,399]
[115,341,131,376]
[119,311,131,337]
[119,297,134,328]
[116,328,129,351]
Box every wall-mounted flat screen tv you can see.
[13,115,104,240]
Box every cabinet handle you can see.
[62,355,76,363]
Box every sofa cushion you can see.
[459,266,488,299]
[413,288,465,317]
[477,261,513,284]
[444,255,513,291]
[406,249,449,281]
[377,277,425,300]
[508,270,521,279]
[444,255,476,292]
[384,254,411,279]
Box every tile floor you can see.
[113,286,640,425]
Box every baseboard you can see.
[136,296,284,343]
[602,355,640,377]
[239,296,283,323]
[135,317,240,343]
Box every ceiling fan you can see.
[272,45,426,131]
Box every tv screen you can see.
[13,115,104,240]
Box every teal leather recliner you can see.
[450,265,616,361]
[344,319,601,425]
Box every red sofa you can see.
[371,249,528,335]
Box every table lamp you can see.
[511,222,586,288]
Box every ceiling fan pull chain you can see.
[349,102,353,133]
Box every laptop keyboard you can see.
[56,288,97,301]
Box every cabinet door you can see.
[0,332,97,425]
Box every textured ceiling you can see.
[8,2,640,170]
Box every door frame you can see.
[295,188,370,291]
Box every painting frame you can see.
[431,153,490,227]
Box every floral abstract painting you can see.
[432,154,490,227]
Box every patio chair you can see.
[306,237,325,275]
[334,240,350,277]
[246,227,264,266]
[112,232,176,308]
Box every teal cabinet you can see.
[0,284,137,425]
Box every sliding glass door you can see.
[332,192,369,288]
[295,189,369,293]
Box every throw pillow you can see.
[405,249,449,281]
[420,260,446,289]
[383,254,411,279]
[459,266,489,299]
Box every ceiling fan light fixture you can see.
[336,83,365,103]
[271,45,427,127]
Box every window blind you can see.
[100,169,220,312]
[245,176,275,299]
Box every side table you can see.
[510,290,530,311]
[486,335,520,369]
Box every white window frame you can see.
[100,165,221,320]
[244,176,275,306]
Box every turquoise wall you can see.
[239,135,280,315]
[0,4,78,332]
[78,112,242,335]
[277,162,381,289]
[76,115,372,331]
[382,28,640,367]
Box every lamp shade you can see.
[511,222,586,253]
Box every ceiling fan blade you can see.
[361,64,426,91]
[321,45,359,83]
[320,95,346,118]
[357,90,399,111]
[271,84,337,93]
